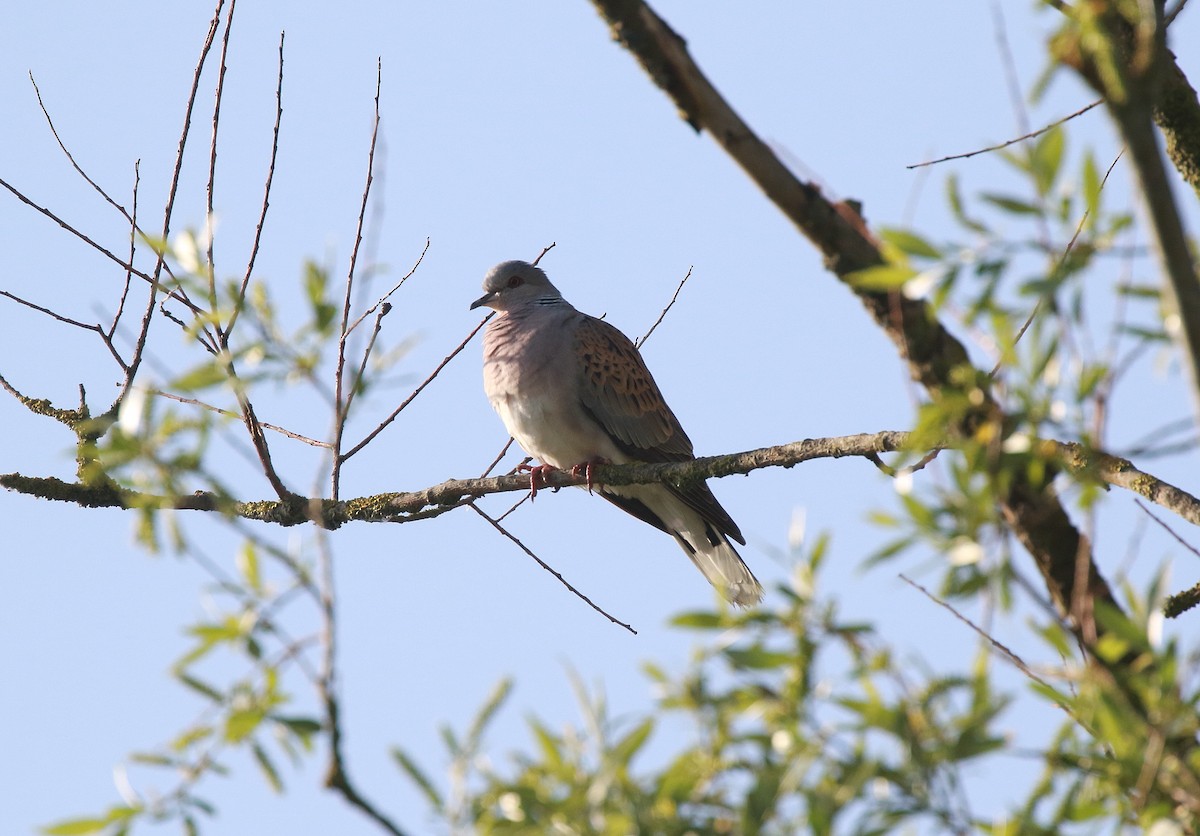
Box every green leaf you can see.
[670,611,725,629]
[274,715,323,743]
[612,718,654,765]
[129,751,174,766]
[528,719,564,771]
[1081,151,1101,218]
[391,747,444,811]
[252,742,284,793]
[438,725,460,757]
[41,819,110,835]
[186,796,217,816]
[466,677,513,750]
[225,707,266,743]
[723,646,793,670]
[176,672,224,702]
[170,725,214,753]
[880,227,942,259]
[1120,325,1169,342]
[657,749,707,801]
[1030,125,1065,196]
[237,542,262,595]
[981,193,1042,216]
[171,359,229,393]
[1116,283,1161,299]
[304,261,337,334]
[744,763,784,833]
[946,174,988,233]
[844,264,918,291]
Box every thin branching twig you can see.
[468,502,636,634]
[906,100,1102,169]
[331,58,383,501]
[152,390,330,447]
[341,316,491,463]
[313,532,409,836]
[636,266,692,348]
[205,0,238,314]
[225,31,286,342]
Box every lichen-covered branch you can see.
[1052,1,1200,416]
[6,432,1199,538]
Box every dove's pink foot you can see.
[517,463,557,500]
[570,458,610,494]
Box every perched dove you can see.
[471,260,764,606]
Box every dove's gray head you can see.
[470,260,563,312]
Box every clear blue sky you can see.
[3,2,1198,833]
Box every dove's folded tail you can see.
[670,528,764,608]
[599,484,764,607]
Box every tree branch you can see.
[1052,1,1200,420]
[5,432,1198,535]
[587,0,1120,635]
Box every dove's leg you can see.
[517,463,557,500]
[569,458,610,495]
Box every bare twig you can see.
[29,72,135,219]
[900,575,1059,694]
[1134,499,1200,560]
[531,242,556,266]
[340,316,490,463]
[494,493,531,524]
[152,389,330,447]
[109,161,140,342]
[342,306,390,426]
[225,30,286,342]
[342,239,428,341]
[0,290,125,369]
[480,439,516,479]
[906,100,1103,169]
[164,0,292,501]
[989,149,1124,380]
[331,58,383,501]
[636,266,692,348]
[153,0,228,355]
[0,176,199,311]
[314,532,408,836]
[468,502,636,634]
[116,165,165,412]
[205,0,238,314]
[28,71,190,325]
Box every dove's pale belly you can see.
[489,389,628,470]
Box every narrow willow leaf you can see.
[612,718,654,764]
[981,193,1042,216]
[844,264,918,291]
[391,747,445,811]
[1030,125,1065,196]
[670,611,725,629]
[224,707,266,743]
[252,742,284,793]
[880,227,943,259]
[237,542,262,595]
[41,819,109,835]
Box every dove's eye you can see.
[507,275,524,289]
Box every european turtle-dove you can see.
[471,260,764,607]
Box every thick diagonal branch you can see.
[587,0,1119,632]
[1053,1,1200,420]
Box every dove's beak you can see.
[469,291,497,311]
